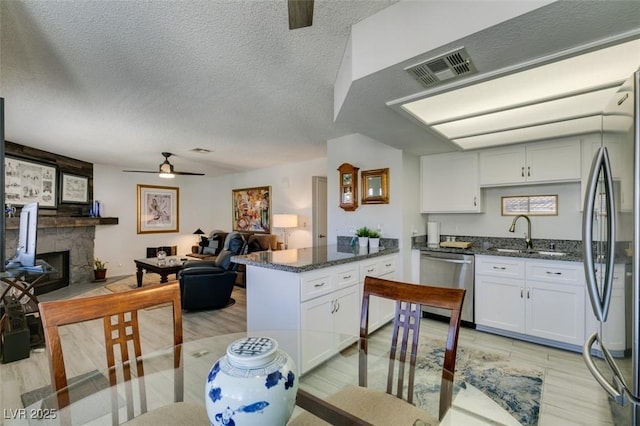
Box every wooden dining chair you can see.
[292,276,465,426]
[38,283,198,425]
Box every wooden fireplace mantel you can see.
[5,216,119,230]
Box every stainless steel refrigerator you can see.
[583,70,639,425]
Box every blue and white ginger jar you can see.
[205,336,298,425]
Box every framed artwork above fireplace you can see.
[4,156,57,208]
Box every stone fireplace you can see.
[5,216,118,290]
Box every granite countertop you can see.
[232,245,400,273]
[413,243,585,262]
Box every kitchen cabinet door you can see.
[584,264,628,355]
[525,139,581,183]
[479,139,581,186]
[475,275,525,333]
[300,294,335,372]
[300,285,359,372]
[359,255,397,332]
[478,145,526,186]
[525,279,585,346]
[333,286,360,351]
[421,151,481,213]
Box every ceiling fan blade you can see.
[288,0,313,30]
[173,171,205,176]
[123,152,204,176]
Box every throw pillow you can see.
[215,249,232,270]
[202,247,217,255]
[199,236,210,254]
[208,237,220,255]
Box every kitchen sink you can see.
[488,247,567,256]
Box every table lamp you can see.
[273,214,297,249]
[193,228,205,245]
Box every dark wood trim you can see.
[5,216,118,230]
[5,141,94,216]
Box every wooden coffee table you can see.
[133,257,189,287]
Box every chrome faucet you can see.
[509,214,533,249]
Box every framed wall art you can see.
[232,186,271,233]
[4,156,57,207]
[60,173,89,203]
[137,184,179,234]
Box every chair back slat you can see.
[360,276,465,421]
[39,283,183,424]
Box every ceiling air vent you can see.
[405,47,477,88]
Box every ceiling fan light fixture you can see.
[159,172,175,179]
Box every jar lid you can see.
[226,336,278,369]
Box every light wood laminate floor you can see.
[0,278,616,425]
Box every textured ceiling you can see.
[1,0,396,176]
[1,1,639,176]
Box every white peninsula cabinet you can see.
[475,255,586,350]
[421,151,482,213]
[242,249,399,374]
[479,139,581,186]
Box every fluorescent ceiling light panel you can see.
[453,116,602,149]
[433,87,616,139]
[400,39,640,149]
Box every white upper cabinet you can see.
[581,133,633,212]
[421,151,482,213]
[479,139,581,186]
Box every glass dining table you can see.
[20,331,519,426]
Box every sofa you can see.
[187,230,280,286]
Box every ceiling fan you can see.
[288,0,314,30]
[123,152,204,178]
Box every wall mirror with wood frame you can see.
[361,168,389,204]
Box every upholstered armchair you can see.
[178,261,237,310]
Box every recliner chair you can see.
[178,261,237,310]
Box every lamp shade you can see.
[273,214,298,228]
[193,228,205,235]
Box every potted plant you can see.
[94,258,108,281]
[355,227,370,248]
[368,230,381,249]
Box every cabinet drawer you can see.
[360,262,379,279]
[476,255,525,279]
[526,261,583,286]
[378,257,396,275]
[301,273,333,301]
[333,267,358,289]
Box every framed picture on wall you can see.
[4,156,57,207]
[60,173,89,203]
[232,186,271,233]
[137,184,180,234]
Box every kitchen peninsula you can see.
[233,244,399,373]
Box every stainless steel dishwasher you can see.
[419,251,474,325]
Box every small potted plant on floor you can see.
[355,227,370,248]
[94,258,108,281]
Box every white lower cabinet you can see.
[359,255,397,332]
[247,253,398,375]
[301,285,359,372]
[475,255,585,348]
[584,264,629,356]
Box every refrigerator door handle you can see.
[584,332,640,405]
[582,146,616,322]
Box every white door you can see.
[312,176,328,246]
